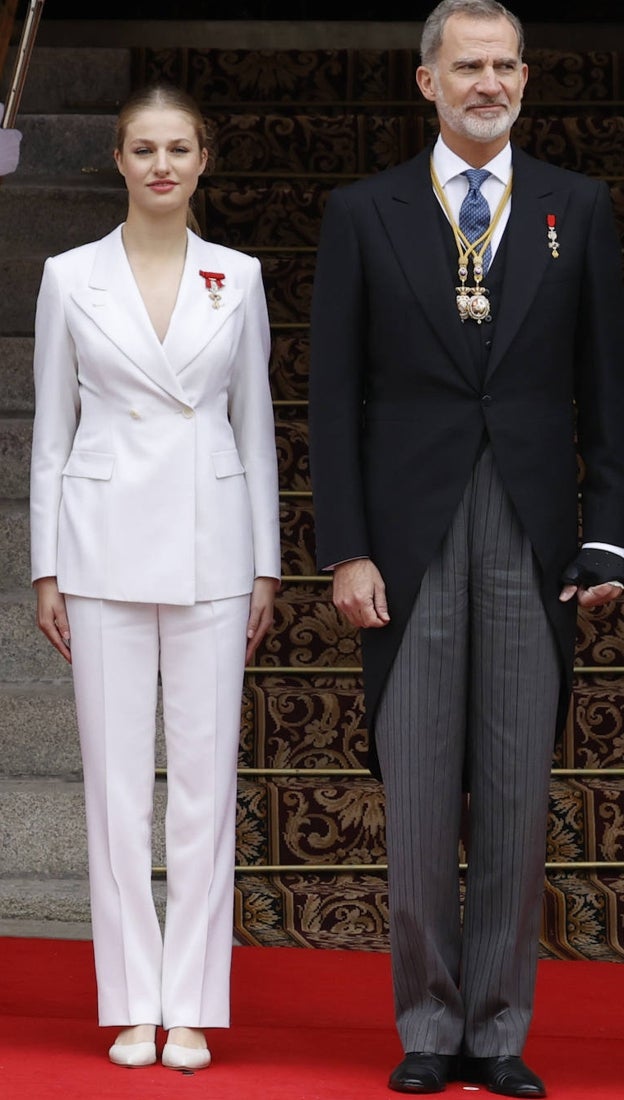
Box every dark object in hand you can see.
[561,547,624,588]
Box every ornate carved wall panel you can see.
[133,48,623,105]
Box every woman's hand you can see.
[34,576,72,663]
[245,576,279,663]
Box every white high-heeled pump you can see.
[108,1040,157,1067]
[161,1042,212,1071]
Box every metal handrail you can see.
[2,0,45,128]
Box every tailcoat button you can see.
[481,394,492,406]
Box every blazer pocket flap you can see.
[62,450,115,480]
[212,449,245,478]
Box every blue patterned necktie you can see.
[458,168,492,275]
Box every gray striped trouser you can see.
[375,446,559,1058]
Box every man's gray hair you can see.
[420,0,524,67]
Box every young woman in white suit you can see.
[30,83,281,1070]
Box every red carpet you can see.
[1,939,623,1098]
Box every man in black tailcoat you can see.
[308,1,624,1095]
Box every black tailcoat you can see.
[309,145,624,775]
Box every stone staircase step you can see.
[0,337,34,413]
[0,179,127,255]
[0,258,44,334]
[0,877,167,926]
[1,47,132,113]
[0,500,29,590]
[0,777,167,876]
[0,417,31,498]
[15,114,118,176]
[0,877,91,925]
[0,681,167,777]
[0,682,80,777]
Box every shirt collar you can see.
[432,134,512,188]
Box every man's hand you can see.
[332,558,390,629]
[559,582,623,608]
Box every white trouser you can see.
[65,594,250,1029]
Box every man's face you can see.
[417,14,528,149]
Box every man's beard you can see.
[435,87,521,143]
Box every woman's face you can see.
[114,106,208,215]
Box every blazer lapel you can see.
[486,147,572,380]
[162,231,244,375]
[70,226,190,403]
[373,151,481,389]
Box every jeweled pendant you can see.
[467,292,491,323]
[456,285,491,324]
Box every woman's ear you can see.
[113,147,125,177]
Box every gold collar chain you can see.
[430,159,513,324]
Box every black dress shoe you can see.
[461,1056,546,1097]
[388,1052,458,1093]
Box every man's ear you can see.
[416,65,437,103]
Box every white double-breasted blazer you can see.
[30,225,281,605]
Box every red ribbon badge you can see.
[199,270,225,289]
[546,215,560,259]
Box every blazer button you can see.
[481,394,492,406]
[181,406,195,418]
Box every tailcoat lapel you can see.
[485,147,572,380]
[373,151,481,389]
